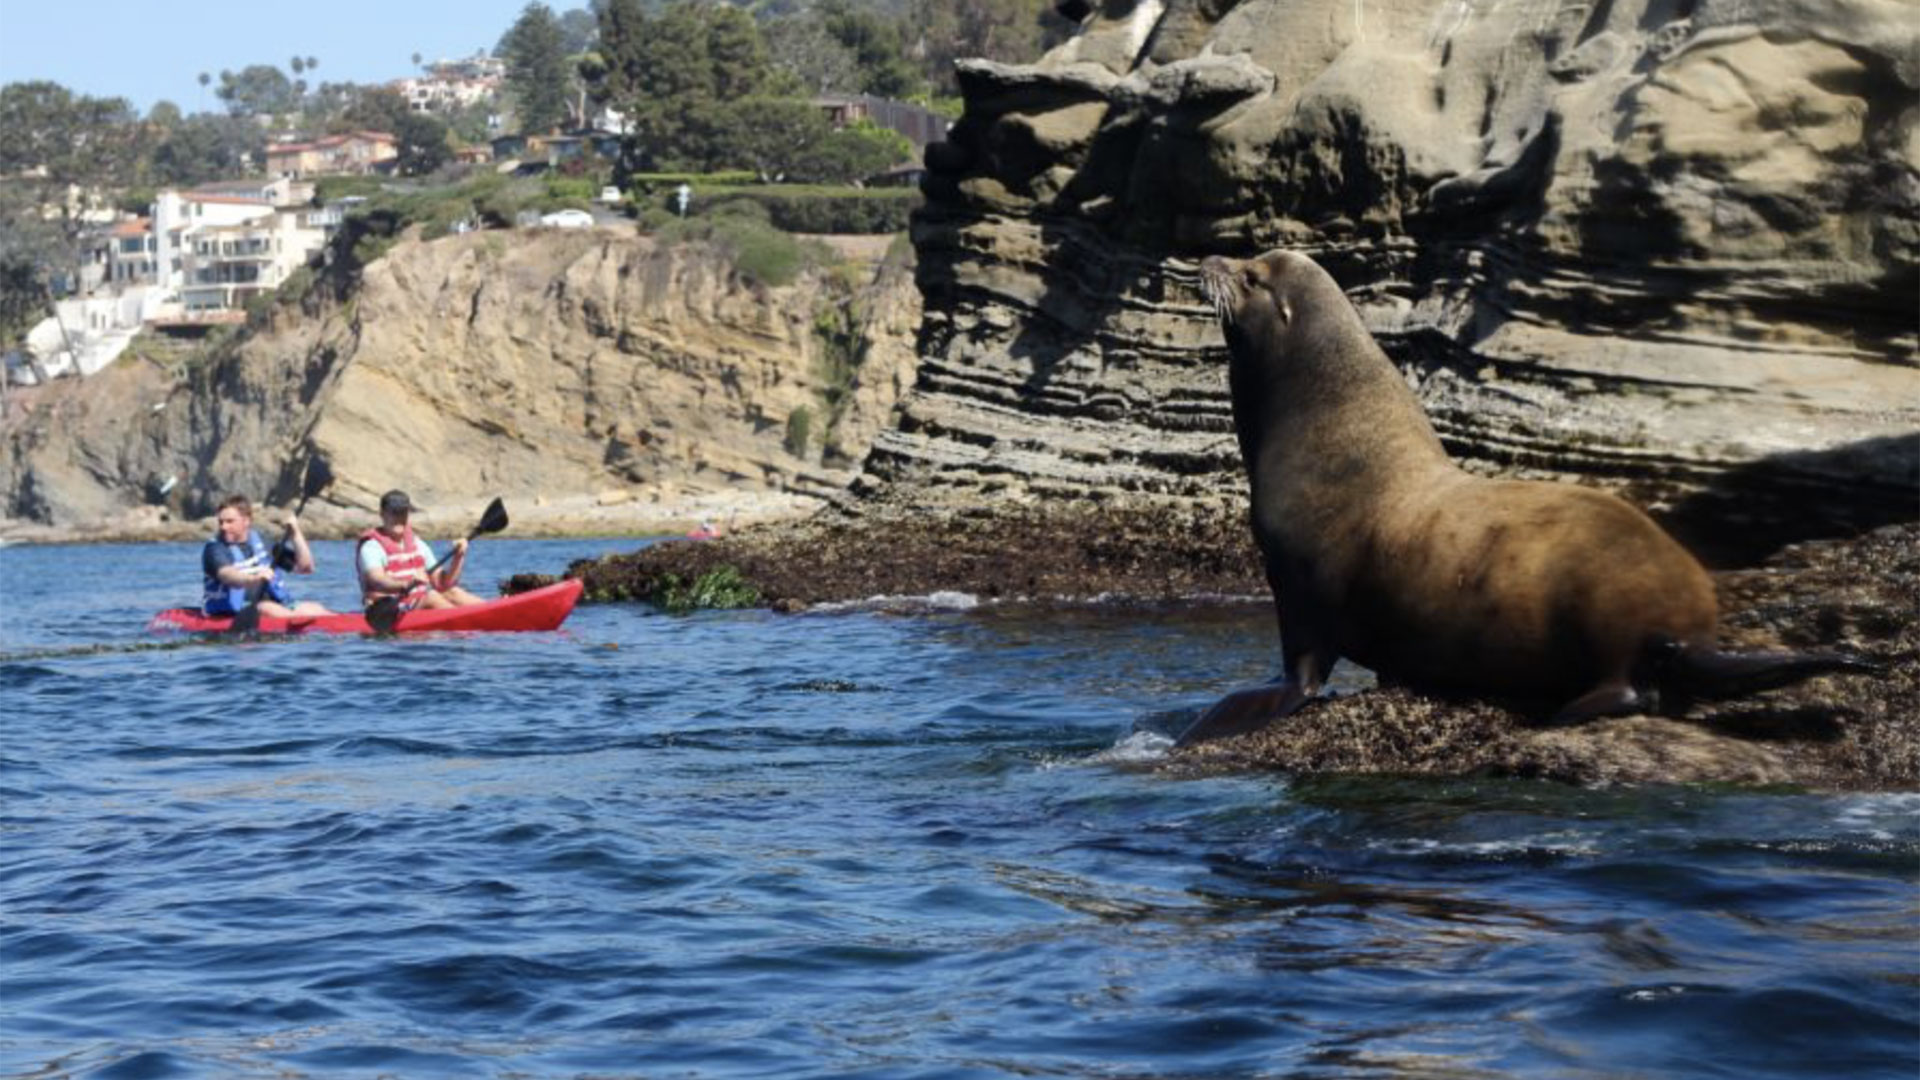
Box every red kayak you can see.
[149,579,584,635]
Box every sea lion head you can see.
[1198,249,1327,345]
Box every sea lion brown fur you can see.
[1178,248,1877,746]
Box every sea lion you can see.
[1178,248,1877,746]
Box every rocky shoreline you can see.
[0,487,828,546]
[515,507,1918,792]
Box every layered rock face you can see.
[876,0,1918,559]
[0,229,920,533]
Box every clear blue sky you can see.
[0,0,553,113]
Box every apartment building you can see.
[265,131,398,180]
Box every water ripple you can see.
[0,540,1913,1079]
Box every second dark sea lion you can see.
[1178,248,1877,746]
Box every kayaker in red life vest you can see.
[355,489,485,610]
[202,495,333,619]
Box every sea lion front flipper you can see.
[1542,680,1646,727]
[1176,679,1314,746]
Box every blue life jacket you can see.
[202,528,293,615]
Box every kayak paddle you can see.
[366,497,510,634]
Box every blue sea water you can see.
[1,538,1915,1079]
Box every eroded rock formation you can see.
[876,0,1919,561]
[1,228,920,536]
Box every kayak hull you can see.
[148,579,584,635]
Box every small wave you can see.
[329,735,460,759]
[1364,836,1603,860]
[1090,729,1176,765]
[1829,792,1920,842]
[811,590,982,614]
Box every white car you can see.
[538,208,595,229]
[597,186,623,204]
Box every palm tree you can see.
[291,56,305,75]
[197,70,210,109]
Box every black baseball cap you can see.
[379,490,414,514]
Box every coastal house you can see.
[490,131,621,169]
[813,95,950,150]
[150,189,327,312]
[17,183,336,381]
[180,209,326,313]
[185,177,314,208]
[395,72,499,113]
[264,132,398,179]
[105,218,159,287]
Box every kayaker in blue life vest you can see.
[202,494,333,619]
[356,489,485,611]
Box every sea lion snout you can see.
[1199,256,1240,325]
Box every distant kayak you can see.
[149,579,584,635]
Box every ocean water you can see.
[1,538,1915,1079]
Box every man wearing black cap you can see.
[354,489,483,610]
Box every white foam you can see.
[1092,729,1176,765]
[812,591,983,614]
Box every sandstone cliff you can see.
[0,227,921,537]
[873,0,1918,561]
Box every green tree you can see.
[502,2,572,134]
[707,4,774,99]
[907,0,1070,95]
[338,86,411,134]
[149,113,262,185]
[707,97,831,181]
[592,0,650,104]
[147,100,184,131]
[0,82,143,354]
[765,13,861,95]
[557,7,599,54]
[790,118,911,184]
[394,112,453,176]
[598,0,784,171]
[820,1,923,99]
[216,63,298,116]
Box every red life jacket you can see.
[358,525,428,605]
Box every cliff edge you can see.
[1,227,921,539]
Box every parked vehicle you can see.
[538,208,594,229]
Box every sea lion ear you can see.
[1277,298,1292,325]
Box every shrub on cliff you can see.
[641,182,917,234]
[655,212,831,288]
[724,186,918,234]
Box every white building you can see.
[14,183,337,382]
[180,208,327,314]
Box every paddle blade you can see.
[365,597,403,635]
[470,497,509,539]
[229,603,264,635]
